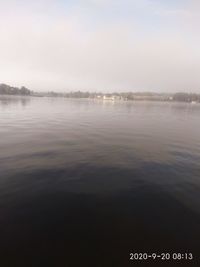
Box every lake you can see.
[0,96,200,266]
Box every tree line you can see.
[1,83,200,103]
[173,93,200,102]
[44,91,200,102]
[0,84,31,95]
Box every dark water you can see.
[0,96,200,267]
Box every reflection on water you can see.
[0,95,31,108]
[0,96,200,266]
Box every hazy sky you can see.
[0,0,200,92]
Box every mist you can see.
[0,0,200,92]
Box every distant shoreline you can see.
[1,94,200,104]
[1,83,200,103]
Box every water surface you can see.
[0,96,200,266]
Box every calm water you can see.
[0,96,200,267]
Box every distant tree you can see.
[20,86,31,95]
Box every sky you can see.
[0,0,200,92]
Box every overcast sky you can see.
[0,0,200,92]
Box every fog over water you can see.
[0,96,200,266]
